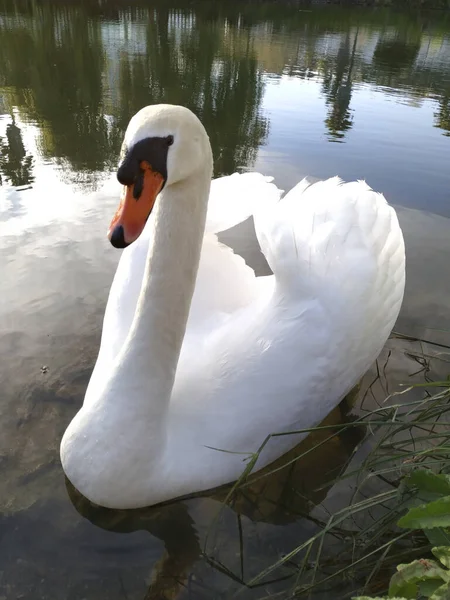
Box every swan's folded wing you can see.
[184,172,283,331]
[187,233,262,332]
[205,172,282,234]
[253,176,406,374]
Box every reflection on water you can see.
[321,31,357,141]
[1,1,450,187]
[1,1,450,598]
[0,1,268,181]
[0,118,33,188]
[436,95,450,135]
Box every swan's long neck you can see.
[119,166,211,417]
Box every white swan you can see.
[60,104,405,509]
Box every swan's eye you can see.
[167,135,174,146]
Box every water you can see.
[1,1,450,598]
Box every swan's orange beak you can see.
[108,160,165,248]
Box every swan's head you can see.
[108,104,212,248]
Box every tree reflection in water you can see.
[0,118,34,188]
[435,95,450,136]
[0,3,268,185]
[1,1,449,186]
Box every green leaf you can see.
[352,597,408,600]
[391,580,417,599]
[398,497,450,530]
[389,560,448,598]
[425,529,450,546]
[433,547,450,569]
[421,579,447,597]
[430,581,450,600]
[405,471,450,499]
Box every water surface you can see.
[1,1,450,598]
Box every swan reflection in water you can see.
[66,389,365,600]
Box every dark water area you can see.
[1,1,450,598]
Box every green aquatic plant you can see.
[354,470,450,600]
[354,549,450,600]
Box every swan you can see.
[60,104,405,509]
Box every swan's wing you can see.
[253,176,406,376]
[186,173,283,328]
[187,233,258,330]
[169,178,405,482]
[205,172,282,234]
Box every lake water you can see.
[1,1,450,598]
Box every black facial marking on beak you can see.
[117,136,172,199]
[110,225,128,249]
